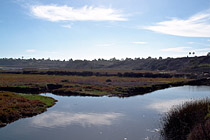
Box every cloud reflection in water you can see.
[31,111,124,128]
[147,99,191,113]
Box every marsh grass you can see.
[0,73,189,87]
[161,98,210,140]
[0,73,190,96]
[0,91,56,127]
[19,94,57,107]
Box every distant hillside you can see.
[1,56,210,73]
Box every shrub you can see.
[161,98,210,140]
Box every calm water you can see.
[0,86,210,140]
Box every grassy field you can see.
[0,73,188,86]
[0,73,191,97]
[0,91,57,127]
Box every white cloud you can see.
[161,47,191,52]
[61,24,72,29]
[132,41,148,45]
[26,49,36,53]
[31,111,123,128]
[161,46,210,55]
[31,5,127,22]
[144,10,210,37]
[195,48,210,51]
[187,41,210,47]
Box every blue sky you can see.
[1,0,210,60]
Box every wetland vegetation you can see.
[0,71,193,97]
[161,98,210,140]
[0,91,56,127]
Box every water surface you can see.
[0,86,209,140]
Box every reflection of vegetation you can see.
[161,99,210,140]
[0,91,57,127]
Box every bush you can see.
[161,98,210,140]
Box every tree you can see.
[110,57,117,61]
[147,56,152,59]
